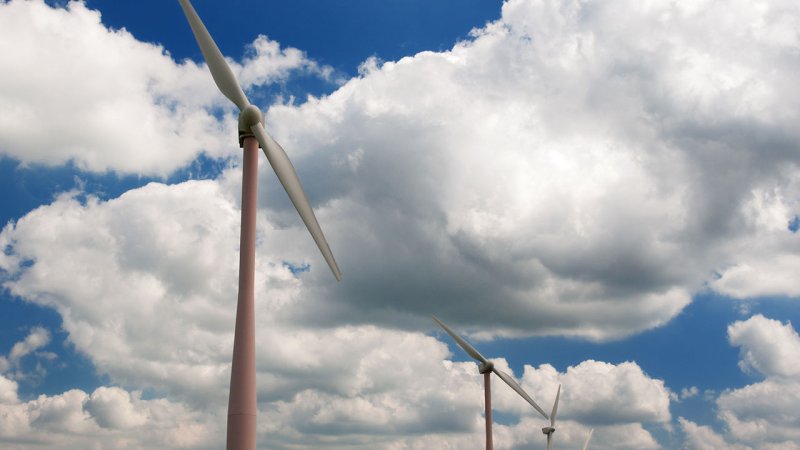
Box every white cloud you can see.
[8,327,50,366]
[0,177,673,447]
[679,417,752,450]
[0,384,218,449]
[728,315,800,379]
[0,327,54,384]
[239,36,335,88]
[685,315,800,449]
[717,380,800,446]
[0,0,329,176]
[679,386,699,400]
[1,180,243,405]
[500,360,672,427]
[250,0,800,340]
[0,375,19,404]
[3,0,800,447]
[3,0,799,345]
[84,387,148,430]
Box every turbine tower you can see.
[176,2,341,449]
[432,316,548,450]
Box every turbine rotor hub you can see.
[542,426,555,435]
[478,361,494,374]
[238,104,263,147]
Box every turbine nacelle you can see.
[478,361,494,374]
[238,104,263,146]
[541,426,555,435]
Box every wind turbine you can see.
[580,428,594,450]
[432,316,548,450]
[176,1,341,449]
[541,384,560,450]
[541,387,594,450]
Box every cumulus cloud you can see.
[679,417,752,450]
[0,175,672,447]
[0,375,19,404]
[3,0,799,345]
[0,383,218,449]
[728,315,800,378]
[8,327,50,366]
[0,327,54,384]
[519,360,669,434]
[684,315,800,449]
[714,315,800,447]
[1,180,243,405]
[0,0,330,175]
[3,0,800,447]
[247,0,800,340]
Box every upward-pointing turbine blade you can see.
[551,384,561,427]
[251,123,342,281]
[431,316,488,364]
[581,428,594,450]
[177,0,249,110]
[492,368,549,420]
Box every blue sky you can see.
[1,1,800,449]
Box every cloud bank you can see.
[2,0,800,448]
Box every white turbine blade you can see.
[431,316,488,364]
[177,0,249,110]
[492,368,549,420]
[581,428,594,450]
[551,384,561,427]
[251,123,342,281]
[547,432,553,450]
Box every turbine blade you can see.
[431,316,488,364]
[581,428,594,450]
[546,432,553,450]
[551,384,561,427]
[177,0,249,110]
[492,368,549,420]
[251,123,342,281]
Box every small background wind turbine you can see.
[541,387,593,450]
[177,1,341,449]
[581,428,594,450]
[542,384,560,450]
[432,316,548,450]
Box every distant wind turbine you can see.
[581,428,594,450]
[176,1,341,449]
[540,387,594,450]
[542,384,560,450]
[432,316,548,450]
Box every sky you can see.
[1,0,799,448]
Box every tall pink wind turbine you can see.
[432,316,548,450]
[176,1,341,449]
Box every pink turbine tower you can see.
[176,1,341,449]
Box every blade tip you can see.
[329,262,342,281]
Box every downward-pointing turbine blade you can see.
[431,316,488,364]
[177,0,249,110]
[546,432,553,450]
[492,368,549,420]
[251,123,342,281]
[581,428,594,450]
[551,384,561,427]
